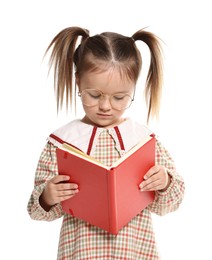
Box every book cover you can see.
[56,134,155,234]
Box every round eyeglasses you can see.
[78,89,134,110]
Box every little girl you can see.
[27,27,185,259]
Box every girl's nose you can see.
[98,96,111,111]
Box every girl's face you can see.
[77,68,135,128]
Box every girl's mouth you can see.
[96,113,112,118]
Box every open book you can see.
[56,134,156,234]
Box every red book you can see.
[56,134,155,235]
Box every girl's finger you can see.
[58,189,79,197]
[57,183,78,191]
[140,178,161,191]
[51,175,70,184]
[143,165,160,180]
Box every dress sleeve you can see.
[27,142,64,221]
[148,139,185,215]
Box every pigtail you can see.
[45,27,89,111]
[132,29,163,122]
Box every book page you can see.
[61,143,108,169]
[111,135,152,168]
[61,134,152,170]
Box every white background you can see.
[1,0,212,259]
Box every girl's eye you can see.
[87,91,101,99]
[113,95,125,101]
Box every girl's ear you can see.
[75,73,80,87]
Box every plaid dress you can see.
[28,120,185,260]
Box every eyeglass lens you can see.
[80,89,133,110]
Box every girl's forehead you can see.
[80,67,134,84]
[79,68,135,93]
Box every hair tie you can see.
[131,36,135,43]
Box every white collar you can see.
[48,118,152,154]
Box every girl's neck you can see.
[81,116,127,129]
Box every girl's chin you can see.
[82,116,124,128]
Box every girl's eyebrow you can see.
[113,91,131,95]
[103,90,132,95]
[85,88,132,95]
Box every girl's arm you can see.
[147,140,185,215]
[27,142,64,221]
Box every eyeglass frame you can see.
[78,88,136,110]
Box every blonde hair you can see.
[45,26,163,121]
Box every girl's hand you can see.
[39,175,79,211]
[139,165,171,192]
